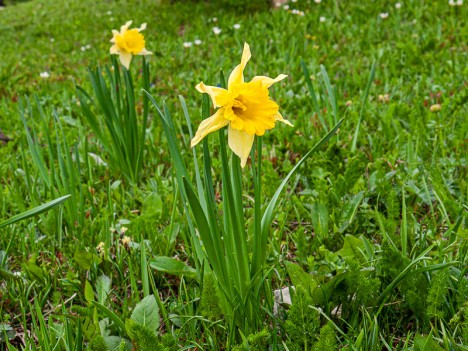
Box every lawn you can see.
[0,0,467,350]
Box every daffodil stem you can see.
[252,136,263,277]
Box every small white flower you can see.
[395,2,401,9]
[379,12,389,19]
[233,23,241,30]
[449,0,456,4]
[283,5,289,10]
[40,72,50,79]
[212,17,218,22]
[183,41,193,48]
[50,38,55,43]
[212,26,222,35]
[86,44,91,49]
[456,0,463,5]
[314,0,322,3]
[80,46,86,51]
[319,16,326,22]
[291,0,297,2]
[106,10,112,15]
[194,39,202,45]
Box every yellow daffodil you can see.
[191,43,292,167]
[110,20,152,69]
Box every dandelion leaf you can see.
[285,261,318,295]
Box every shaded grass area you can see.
[0,0,467,349]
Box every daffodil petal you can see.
[228,125,255,168]
[137,48,153,56]
[251,74,288,88]
[274,111,293,126]
[110,44,120,54]
[196,82,229,108]
[121,20,132,33]
[191,108,229,147]
[228,42,251,89]
[138,23,147,32]
[119,51,132,69]
[110,30,120,43]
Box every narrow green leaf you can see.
[93,301,126,334]
[300,60,327,132]
[0,194,71,228]
[141,241,150,297]
[149,256,197,277]
[351,60,376,152]
[401,190,408,257]
[339,191,364,233]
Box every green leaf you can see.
[351,60,377,152]
[0,194,71,228]
[339,191,364,233]
[0,324,14,342]
[81,315,98,341]
[285,261,318,294]
[311,201,328,239]
[96,274,112,304]
[92,301,126,334]
[22,261,45,284]
[149,256,197,277]
[336,235,366,264]
[300,59,327,132]
[103,336,132,351]
[84,280,95,304]
[413,333,445,351]
[74,250,102,270]
[131,294,160,334]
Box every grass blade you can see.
[0,194,71,228]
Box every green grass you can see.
[0,0,467,350]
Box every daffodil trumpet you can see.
[110,20,152,69]
[191,43,292,167]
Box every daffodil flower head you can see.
[191,43,292,167]
[110,20,152,69]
